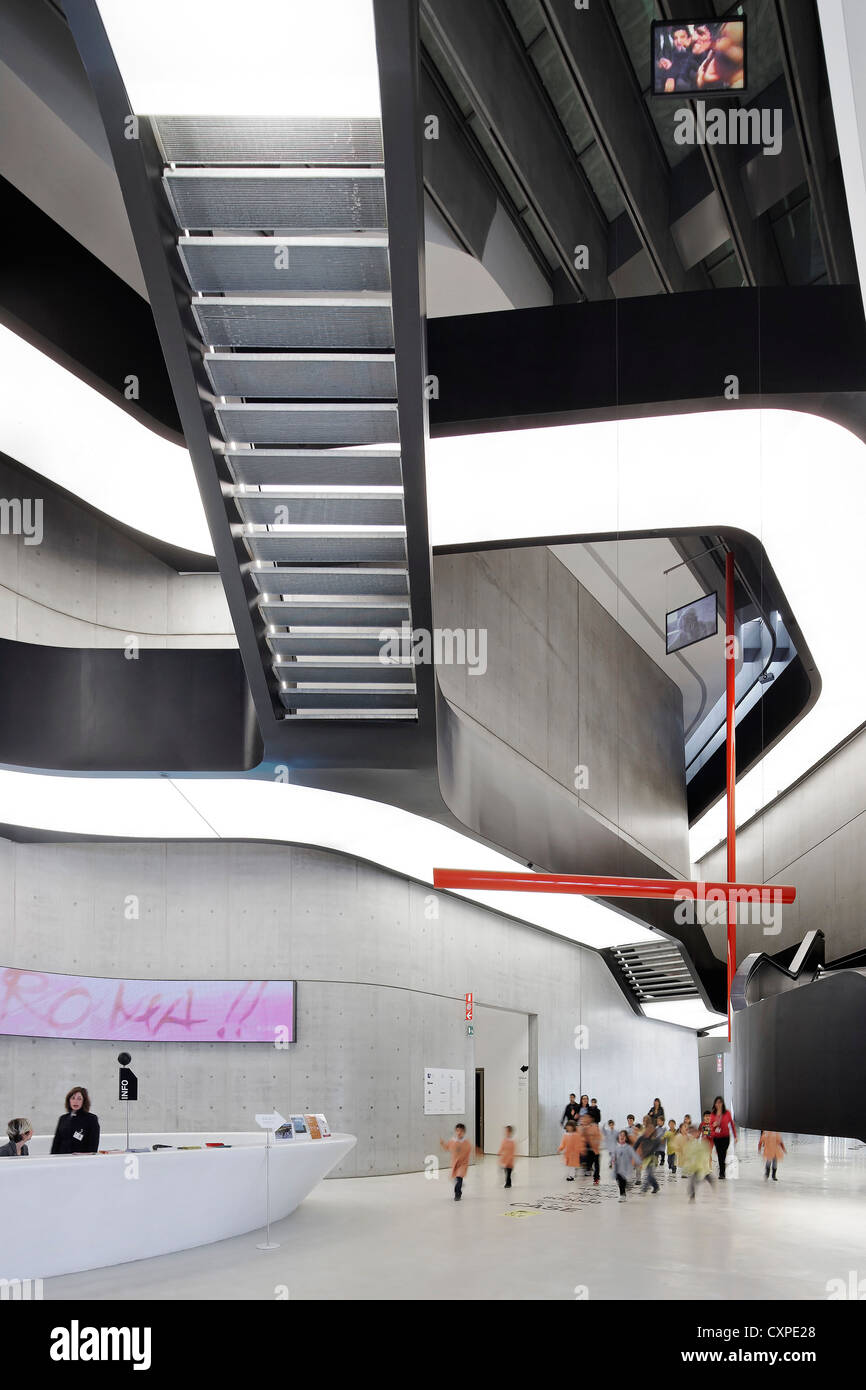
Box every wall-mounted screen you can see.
[0,967,295,1043]
[666,593,719,654]
[651,19,746,95]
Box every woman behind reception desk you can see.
[0,1118,32,1156]
[50,1086,100,1155]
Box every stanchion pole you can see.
[256,1128,279,1251]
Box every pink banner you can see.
[0,968,295,1043]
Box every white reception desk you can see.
[0,1130,356,1280]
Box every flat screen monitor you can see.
[666,593,718,654]
[651,18,747,96]
[0,966,296,1043]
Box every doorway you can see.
[475,1068,484,1151]
[474,1004,531,1156]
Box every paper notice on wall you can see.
[424,1067,466,1116]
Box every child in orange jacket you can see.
[498,1125,516,1189]
[440,1123,471,1201]
[579,1113,602,1184]
[758,1130,786,1181]
[558,1121,584,1181]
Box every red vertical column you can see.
[726,550,737,1039]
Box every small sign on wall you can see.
[424,1068,466,1115]
[465,993,473,1021]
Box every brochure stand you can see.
[254,1111,286,1251]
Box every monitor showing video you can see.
[651,19,746,96]
[666,593,719,655]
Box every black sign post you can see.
[117,1052,138,1151]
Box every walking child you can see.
[682,1124,715,1202]
[558,1120,583,1181]
[613,1129,639,1200]
[665,1118,679,1174]
[674,1120,689,1176]
[758,1130,786,1181]
[603,1119,618,1169]
[440,1122,471,1201]
[635,1118,661,1193]
[499,1124,516,1189]
[580,1112,602,1185]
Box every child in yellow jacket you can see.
[682,1125,715,1202]
[672,1121,689,1177]
[664,1118,680,1174]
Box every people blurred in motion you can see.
[559,1120,583,1181]
[665,1119,680,1174]
[580,1112,602,1185]
[614,1130,639,1200]
[675,1120,690,1176]
[498,1124,516,1189]
[649,1099,666,1166]
[758,1130,786,1181]
[440,1122,471,1201]
[683,1125,716,1202]
[561,1093,580,1128]
[636,1118,662,1193]
[603,1119,618,1169]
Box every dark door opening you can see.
[475,1067,484,1152]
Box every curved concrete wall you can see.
[0,455,233,648]
[434,546,690,875]
[0,835,698,1176]
[698,723,866,963]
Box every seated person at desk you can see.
[0,1117,32,1157]
[50,1086,100,1155]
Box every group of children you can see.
[558,1106,735,1201]
[439,1103,786,1202]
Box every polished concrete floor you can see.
[45,1131,866,1301]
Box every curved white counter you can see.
[0,1130,356,1280]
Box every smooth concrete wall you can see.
[0,836,698,1177]
[0,456,233,648]
[697,1036,732,1117]
[433,547,690,875]
[697,725,866,963]
[474,1003,529,1157]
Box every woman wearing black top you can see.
[649,1098,666,1166]
[50,1086,100,1155]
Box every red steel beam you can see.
[432,868,795,903]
